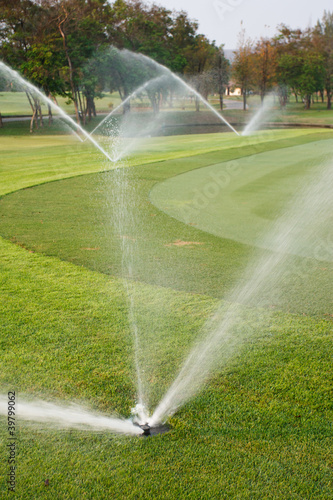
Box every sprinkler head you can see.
[133,421,170,437]
[140,424,151,437]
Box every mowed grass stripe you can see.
[0,131,332,314]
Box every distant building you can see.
[224,50,242,96]
[226,84,242,96]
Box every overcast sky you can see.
[146,0,332,49]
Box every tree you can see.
[189,70,214,110]
[0,0,66,128]
[53,0,109,123]
[0,0,110,125]
[298,52,325,109]
[213,46,230,110]
[111,0,173,68]
[0,0,41,69]
[232,28,254,110]
[274,26,304,103]
[110,1,199,74]
[275,26,325,109]
[252,38,277,104]
[95,46,160,114]
[169,11,198,73]
[0,0,218,123]
[184,35,217,110]
[313,11,333,109]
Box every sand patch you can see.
[165,240,204,248]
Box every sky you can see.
[145,0,333,49]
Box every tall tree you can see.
[313,11,333,109]
[53,0,109,123]
[184,35,217,110]
[213,46,230,110]
[0,0,110,124]
[95,46,160,113]
[169,11,198,73]
[110,0,200,74]
[232,28,254,111]
[275,26,324,109]
[0,0,66,128]
[252,37,277,104]
[298,52,325,109]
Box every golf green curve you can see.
[0,131,331,315]
[0,130,333,499]
[150,139,333,260]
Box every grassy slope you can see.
[0,132,255,194]
[1,131,332,315]
[0,129,319,194]
[0,131,332,499]
[271,101,333,125]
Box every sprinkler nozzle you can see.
[140,424,151,437]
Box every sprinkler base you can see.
[134,422,170,437]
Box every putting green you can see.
[150,139,333,260]
[0,131,332,315]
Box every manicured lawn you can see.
[0,108,238,137]
[0,91,208,117]
[0,130,332,498]
[273,101,333,126]
[151,138,333,256]
[1,130,332,315]
[211,95,333,127]
[1,90,333,139]
[0,91,122,116]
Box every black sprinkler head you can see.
[134,421,170,437]
[140,424,151,437]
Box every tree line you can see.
[0,0,230,127]
[1,1,332,129]
[233,12,333,110]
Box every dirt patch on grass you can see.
[165,240,204,248]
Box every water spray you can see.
[88,75,167,138]
[88,49,240,140]
[242,93,277,136]
[0,61,114,162]
[123,49,240,137]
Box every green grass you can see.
[0,108,238,137]
[272,101,333,126]
[0,130,332,498]
[151,139,332,251]
[0,91,123,116]
[1,130,332,315]
[211,95,333,127]
[0,91,210,117]
[1,91,333,138]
